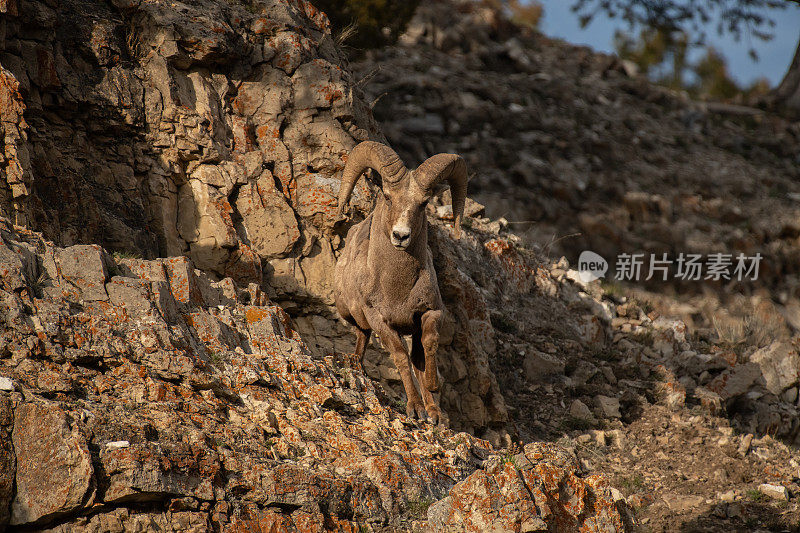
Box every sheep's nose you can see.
[392,229,410,242]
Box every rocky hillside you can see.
[0,0,519,439]
[352,1,800,530]
[0,217,629,531]
[0,0,632,530]
[3,0,800,531]
[355,0,800,334]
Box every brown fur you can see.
[334,142,468,425]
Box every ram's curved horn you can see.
[338,141,408,214]
[413,154,469,238]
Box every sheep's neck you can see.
[368,200,427,295]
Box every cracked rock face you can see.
[0,395,12,528]
[0,0,524,435]
[0,0,378,287]
[0,219,629,531]
[11,403,95,526]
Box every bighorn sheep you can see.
[334,141,468,424]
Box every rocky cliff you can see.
[0,0,518,440]
[4,0,800,530]
[0,0,636,530]
[352,1,800,530]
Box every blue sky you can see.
[538,1,800,87]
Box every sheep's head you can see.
[338,142,468,250]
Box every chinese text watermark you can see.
[577,251,762,282]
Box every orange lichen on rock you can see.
[484,238,536,293]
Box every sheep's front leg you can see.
[366,310,427,420]
[420,309,442,392]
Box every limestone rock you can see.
[595,395,622,419]
[523,350,565,381]
[11,403,94,526]
[570,399,596,423]
[0,0,378,278]
[707,363,763,401]
[57,244,109,301]
[577,314,607,348]
[234,175,299,258]
[0,66,31,227]
[0,395,14,528]
[750,341,800,395]
[570,359,599,387]
[100,442,218,503]
[0,244,26,292]
[758,483,789,501]
[426,443,626,532]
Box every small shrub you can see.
[560,416,595,432]
[312,0,420,51]
[600,280,625,300]
[745,488,765,502]
[406,496,434,519]
[28,272,49,298]
[112,250,141,261]
[208,350,225,366]
[618,474,645,495]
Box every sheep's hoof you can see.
[426,406,442,426]
[406,400,428,421]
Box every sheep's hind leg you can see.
[413,367,442,425]
[365,310,426,420]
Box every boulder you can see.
[758,483,789,501]
[426,443,626,532]
[11,403,94,526]
[707,363,763,401]
[100,442,218,504]
[523,350,565,381]
[595,395,622,419]
[570,399,595,421]
[57,245,109,301]
[749,341,800,395]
